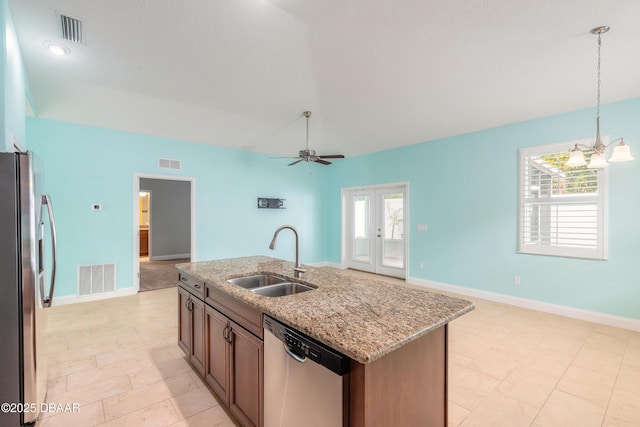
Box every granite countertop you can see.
[176,256,474,364]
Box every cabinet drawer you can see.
[179,272,205,300]
[205,284,263,339]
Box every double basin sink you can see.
[227,274,315,297]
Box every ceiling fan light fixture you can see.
[279,111,344,167]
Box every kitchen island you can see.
[176,256,474,427]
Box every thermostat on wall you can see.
[91,204,102,211]
[257,198,286,209]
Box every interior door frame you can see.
[133,173,196,292]
[341,181,409,279]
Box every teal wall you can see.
[26,99,640,320]
[8,0,639,319]
[27,118,330,298]
[1,0,27,151]
[328,97,640,320]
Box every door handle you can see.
[40,195,57,308]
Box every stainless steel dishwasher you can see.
[263,315,350,427]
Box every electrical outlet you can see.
[513,276,521,285]
[418,262,424,270]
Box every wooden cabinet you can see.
[205,306,229,405]
[178,286,191,355]
[204,305,263,427]
[180,274,263,427]
[229,319,263,427]
[178,286,205,375]
[139,229,149,256]
[349,325,447,427]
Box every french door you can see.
[346,185,406,278]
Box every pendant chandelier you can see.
[566,26,634,169]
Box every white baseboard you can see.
[149,253,191,261]
[409,276,640,332]
[52,287,138,306]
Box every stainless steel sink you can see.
[250,282,315,297]
[227,274,287,289]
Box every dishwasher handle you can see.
[283,343,306,363]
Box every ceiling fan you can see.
[280,111,345,166]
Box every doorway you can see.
[343,183,408,279]
[133,174,196,292]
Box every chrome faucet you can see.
[269,225,306,278]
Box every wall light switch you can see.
[91,204,102,211]
[417,224,427,231]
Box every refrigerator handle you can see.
[41,194,57,308]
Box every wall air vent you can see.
[158,158,182,170]
[59,13,83,44]
[77,264,115,296]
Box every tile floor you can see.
[40,274,640,427]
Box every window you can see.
[519,139,608,259]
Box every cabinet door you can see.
[139,229,149,256]
[229,320,263,427]
[205,306,230,405]
[190,297,206,375]
[177,287,191,356]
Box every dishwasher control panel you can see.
[264,315,349,375]
[284,332,322,363]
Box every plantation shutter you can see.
[519,140,608,260]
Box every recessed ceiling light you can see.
[44,41,70,56]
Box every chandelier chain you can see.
[596,31,602,121]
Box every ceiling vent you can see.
[158,158,182,170]
[59,13,83,44]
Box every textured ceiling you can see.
[8,0,640,158]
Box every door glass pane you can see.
[381,193,404,268]
[352,195,370,263]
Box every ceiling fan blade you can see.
[318,154,345,159]
[288,159,304,166]
[270,156,300,159]
[314,159,332,165]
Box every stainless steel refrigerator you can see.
[1,151,57,426]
